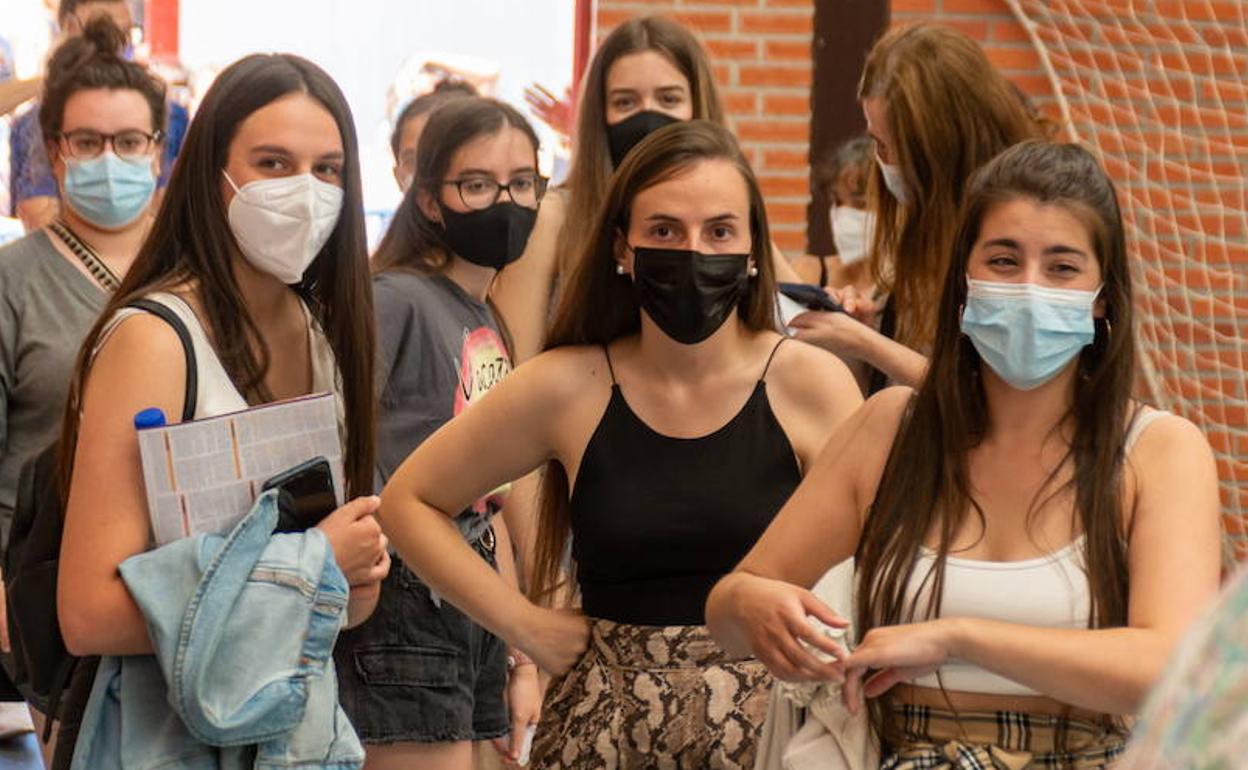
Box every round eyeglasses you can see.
[56,128,163,160]
[442,173,548,210]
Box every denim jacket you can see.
[70,491,364,770]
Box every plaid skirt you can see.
[530,619,772,769]
[882,704,1130,770]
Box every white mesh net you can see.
[1004,0,1248,564]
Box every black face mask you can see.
[607,111,681,167]
[437,201,538,270]
[630,246,750,345]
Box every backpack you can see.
[2,298,198,731]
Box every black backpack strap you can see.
[125,298,198,422]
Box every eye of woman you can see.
[510,175,535,193]
[611,95,637,112]
[461,177,493,195]
[256,155,290,172]
[708,223,736,241]
[648,223,680,241]
[313,161,343,181]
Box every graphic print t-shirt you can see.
[374,271,512,526]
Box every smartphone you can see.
[777,282,845,313]
[261,456,337,533]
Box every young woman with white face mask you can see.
[377,121,863,769]
[707,141,1222,767]
[0,15,162,744]
[54,53,389,757]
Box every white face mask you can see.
[829,205,874,266]
[875,149,910,206]
[224,172,344,284]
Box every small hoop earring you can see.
[616,264,626,275]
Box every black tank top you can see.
[568,339,802,626]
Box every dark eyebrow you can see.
[643,214,683,223]
[981,237,1020,250]
[607,88,639,97]
[655,85,688,94]
[248,145,293,156]
[1043,244,1088,259]
[318,151,345,161]
[510,166,538,176]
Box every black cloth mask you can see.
[630,246,750,345]
[437,201,538,270]
[607,111,681,167]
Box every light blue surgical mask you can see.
[63,151,157,229]
[960,277,1100,391]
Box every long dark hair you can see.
[530,119,778,604]
[558,15,724,278]
[373,97,540,276]
[61,53,376,497]
[854,141,1135,746]
[859,23,1043,351]
[39,17,166,140]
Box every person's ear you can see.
[613,229,633,276]
[417,188,440,224]
[1093,294,1107,320]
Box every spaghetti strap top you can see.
[568,338,802,626]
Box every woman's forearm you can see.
[855,328,928,387]
[949,618,1174,714]
[378,493,535,644]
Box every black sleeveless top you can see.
[568,340,803,626]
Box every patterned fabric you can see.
[1117,563,1248,769]
[531,619,771,769]
[882,704,1128,769]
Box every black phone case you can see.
[262,457,337,533]
[778,282,845,313]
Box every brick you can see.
[670,10,734,33]
[764,39,811,61]
[740,11,812,35]
[764,201,808,223]
[739,63,811,87]
[705,38,760,60]
[764,0,815,6]
[891,0,937,11]
[990,20,1032,44]
[736,119,809,142]
[938,18,990,41]
[713,63,732,86]
[762,93,809,115]
[983,45,1043,71]
[721,89,759,114]
[681,0,761,5]
[762,149,808,170]
[759,174,810,197]
[772,228,807,253]
[944,0,1006,11]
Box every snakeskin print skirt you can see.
[530,618,772,769]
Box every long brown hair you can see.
[558,15,724,278]
[859,24,1043,350]
[854,141,1136,746]
[373,97,540,277]
[60,53,376,497]
[530,120,778,604]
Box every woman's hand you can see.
[825,285,878,324]
[788,310,872,362]
[723,574,848,682]
[841,619,960,713]
[317,496,389,586]
[516,607,590,677]
[493,662,543,765]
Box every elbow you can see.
[59,595,104,658]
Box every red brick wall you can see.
[595,0,1248,558]
[596,0,815,254]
